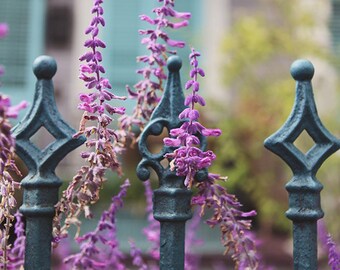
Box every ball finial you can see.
[167,55,182,72]
[290,59,314,81]
[33,55,57,80]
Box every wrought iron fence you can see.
[10,55,339,270]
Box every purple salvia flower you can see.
[164,48,221,188]
[0,211,26,269]
[4,211,25,270]
[327,235,340,270]
[164,49,259,268]
[318,220,340,270]
[318,220,329,249]
[64,179,130,270]
[0,94,27,268]
[54,0,127,240]
[119,0,191,143]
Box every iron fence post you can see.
[264,59,340,269]
[12,55,85,270]
[137,55,193,270]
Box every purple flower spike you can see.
[64,180,130,269]
[327,235,340,270]
[6,211,25,269]
[164,48,221,188]
[164,48,259,268]
[119,0,191,143]
[0,211,26,269]
[54,0,127,241]
[0,94,26,269]
[192,175,259,269]
[318,221,340,270]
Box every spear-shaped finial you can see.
[12,55,85,270]
[264,59,340,269]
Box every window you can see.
[101,1,203,97]
[0,0,46,111]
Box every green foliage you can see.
[211,0,334,232]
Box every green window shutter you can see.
[101,0,202,111]
[0,0,29,88]
[0,0,46,114]
[102,1,141,93]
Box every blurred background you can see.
[1,0,340,268]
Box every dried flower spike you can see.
[64,179,130,269]
[0,94,27,268]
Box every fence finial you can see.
[264,59,340,269]
[137,55,193,270]
[33,55,57,80]
[290,59,314,81]
[12,56,85,270]
[137,55,186,184]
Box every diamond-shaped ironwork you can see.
[264,59,340,270]
[12,56,85,172]
[264,60,339,175]
[11,55,85,270]
[137,57,207,185]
